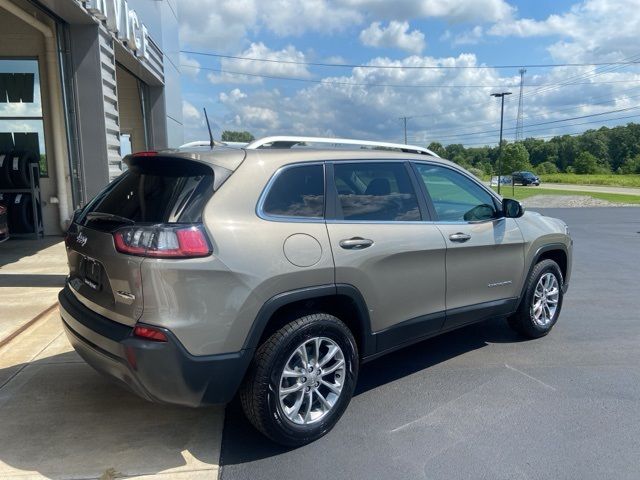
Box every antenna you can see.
[515,68,526,141]
[203,107,214,148]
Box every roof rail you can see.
[179,140,249,149]
[244,136,440,158]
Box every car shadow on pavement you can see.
[220,317,523,467]
[0,237,63,268]
[0,273,67,288]
[0,351,222,479]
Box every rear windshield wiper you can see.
[85,212,135,225]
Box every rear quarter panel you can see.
[139,154,334,356]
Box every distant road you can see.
[485,181,640,196]
[531,183,640,196]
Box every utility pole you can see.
[400,116,408,144]
[515,68,526,142]
[491,91,512,194]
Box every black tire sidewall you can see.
[523,261,564,335]
[265,316,358,445]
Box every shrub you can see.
[466,167,484,178]
[535,161,559,175]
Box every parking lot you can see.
[219,208,640,480]
[0,207,638,479]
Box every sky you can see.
[177,0,640,147]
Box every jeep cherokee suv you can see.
[59,137,572,446]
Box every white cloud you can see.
[178,0,515,50]
[234,106,280,129]
[180,53,201,78]
[179,0,257,52]
[453,26,484,45]
[259,0,363,36]
[182,100,201,123]
[204,51,640,147]
[343,0,515,23]
[207,42,311,85]
[488,0,640,62]
[219,88,248,104]
[360,21,426,54]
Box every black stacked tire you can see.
[7,150,38,188]
[8,193,38,233]
[0,150,14,188]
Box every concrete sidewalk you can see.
[0,238,67,342]
[0,307,223,479]
[0,239,224,479]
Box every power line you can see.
[416,105,640,141]
[517,52,640,102]
[181,50,640,70]
[181,64,640,90]
[409,88,640,135]
[415,113,640,144]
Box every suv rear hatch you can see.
[65,151,241,326]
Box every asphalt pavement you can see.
[219,208,640,480]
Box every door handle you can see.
[339,237,374,250]
[449,232,471,243]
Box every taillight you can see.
[113,224,211,258]
[133,151,157,157]
[133,325,168,342]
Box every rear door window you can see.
[332,162,421,221]
[79,157,216,229]
[262,164,325,218]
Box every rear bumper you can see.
[59,285,252,407]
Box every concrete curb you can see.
[0,302,59,350]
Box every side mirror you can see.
[502,198,525,218]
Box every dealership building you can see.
[0,0,183,235]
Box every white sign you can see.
[83,0,150,61]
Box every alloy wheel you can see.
[531,272,560,327]
[278,337,346,425]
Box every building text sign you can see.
[82,0,151,61]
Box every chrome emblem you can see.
[76,231,88,247]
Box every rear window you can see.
[79,156,219,229]
[262,164,325,218]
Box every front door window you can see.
[414,163,497,222]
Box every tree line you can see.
[428,122,640,177]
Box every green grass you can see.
[493,186,640,204]
[538,173,640,187]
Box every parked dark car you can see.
[512,171,540,186]
[0,203,8,242]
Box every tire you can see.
[0,151,14,188]
[239,313,358,446]
[8,150,38,188]
[8,193,39,233]
[508,259,564,338]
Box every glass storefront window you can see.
[0,59,47,177]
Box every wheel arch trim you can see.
[243,283,375,356]
[519,243,569,304]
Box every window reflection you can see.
[0,59,47,177]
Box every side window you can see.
[333,162,420,221]
[415,164,498,222]
[262,164,325,218]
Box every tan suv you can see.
[59,136,572,446]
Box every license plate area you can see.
[82,257,103,291]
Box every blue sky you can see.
[177,0,640,147]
